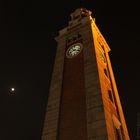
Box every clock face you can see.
[66,43,83,58]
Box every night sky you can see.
[0,0,140,140]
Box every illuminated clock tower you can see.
[41,8,130,140]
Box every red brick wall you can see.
[58,43,87,140]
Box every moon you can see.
[11,88,15,91]
[10,88,16,95]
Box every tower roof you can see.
[70,8,92,20]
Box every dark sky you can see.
[0,0,140,140]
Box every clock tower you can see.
[41,8,130,140]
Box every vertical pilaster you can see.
[82,22,108,140]
[42,39,66,140]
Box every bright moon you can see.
[11,88,15,91]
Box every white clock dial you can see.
[66,43,83,58]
